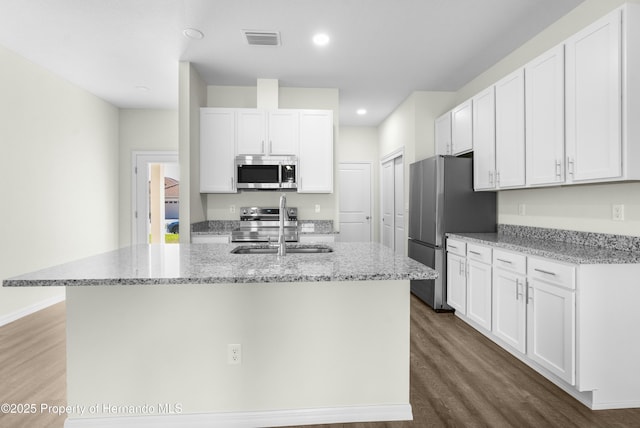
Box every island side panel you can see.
[65,280,411,419]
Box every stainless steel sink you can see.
[231,245,333,254]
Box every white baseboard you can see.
[64,404,413,428]
[0,294,66,327]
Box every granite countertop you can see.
[448,232,640,265]
[190,220,338,235]
[3,242,437,287]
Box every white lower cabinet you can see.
[526,258,576,385]
[448,244,576,384]
[492,268,526,353]
[466,245,492,331]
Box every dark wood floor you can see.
[2,297,640,428]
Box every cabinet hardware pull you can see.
[496,171,501,186]
[527,286,533,303]
[262,141,265,154]
[567,157,575,176]
[489,171,494,186]
[555,160,562,178]
[496,258,512,264]
[269,141,272,154]
[469,250,481,255]
[534,268,557,276]
[448,245,458,249]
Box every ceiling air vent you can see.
[242,30,281,46]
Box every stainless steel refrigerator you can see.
[408,155,496,311]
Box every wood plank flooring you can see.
[1,296,640,428]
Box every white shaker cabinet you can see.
[492,250,527,354]
[298,110,334,193]
[525,45,565,186]
[237,109,298,156]
[494,69,526,188]
[451,100,473,155]
[565,9,622,183]
[527,258,576,385]
[268,110,299,155]
[435,112,452,155]
[446,239,467,314]
[200,108,237,193]
[466,244,492,331]
[472,87,496,190]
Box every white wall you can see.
[454,0,640,236]
[0,44,119,323]
[204,85,340,222]
[118,109,178,246]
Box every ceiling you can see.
[0,0,584,126]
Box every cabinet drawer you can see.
[467,244,492,264]
[447,238,466,256]
[528,257,576,290]
[493,250,526,274]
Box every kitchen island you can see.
[4,242,437,428]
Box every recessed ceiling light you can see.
[356,109,367,115]
[183,28,204,40]
[312,33,330,46]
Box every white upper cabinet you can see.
[435,112,452,155]
[298,110,333,193]
[451,100,473,155]
[472,87,496,191]
[525,45,565,186]
[237,109,298,156]
[268,110,299,155]
[565,8,622,183]
[200,108,237,193]
[494,68,526,189]
[237,109,267,155]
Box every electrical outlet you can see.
[612,204,625,221]
[518,204,526,216]
[315,204,320,213]
[230,205,236,213]
[227,344,241,365]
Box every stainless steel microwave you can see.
[235,155,297,189]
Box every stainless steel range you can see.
[231,206,299,242]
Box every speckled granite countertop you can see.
[3,242,437,287]
[191,220,338,235]
[448,232,640,265]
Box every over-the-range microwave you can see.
[235,155,297,190]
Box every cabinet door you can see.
[466,260,492,331]
[495,69,525,188]
[472,87,496,190]
[565,9,622,183]
[492,268,526,353]
[527,279,575,385]
[446,253,466,314]
[268,110,299,155]
[200,108,236,193]
[435,112,452,155]
[525,45,565,186]
[451,100,473,155]
[298,110,333,193]
[237,109,267,155]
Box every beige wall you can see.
[454,0,639,236]
[118,109,179,246]
[0,44,119,322]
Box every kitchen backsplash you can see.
[499,224,640,252]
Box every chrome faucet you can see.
[278,193,288,256]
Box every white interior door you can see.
[381,159,395,249]
[394,156,405,256]
[338,163,372,242]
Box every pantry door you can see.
[338,163,372,242]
